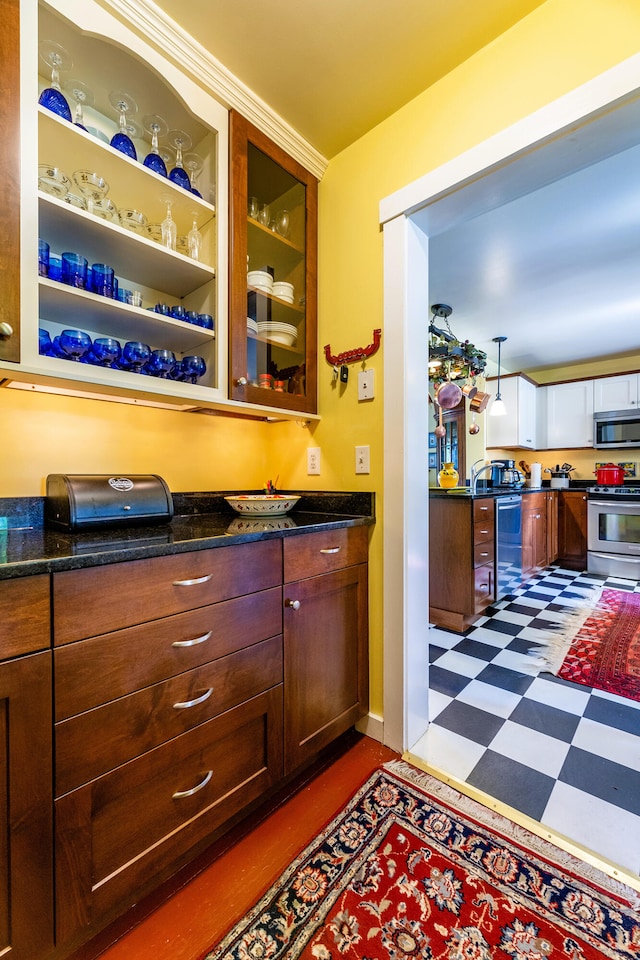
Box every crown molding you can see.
[101,0,328,180]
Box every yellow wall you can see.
[5,0,640,722]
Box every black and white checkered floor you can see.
[413,565,640,876]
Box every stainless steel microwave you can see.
[594,408,640,448]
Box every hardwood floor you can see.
[72,732,398,960]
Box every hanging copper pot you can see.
[435,380,462,409]
[461,382,478,400]
[468,390,490,413]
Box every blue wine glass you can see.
[145,348,176,378]
[183,153,203,197]
[142,115,168,177]
[121,341,151,373]
[88,337,121,366]
[50,336,68,359]
[180,355,207,383]
[38,41,72,121]
[167,130,192,191]
[109,91,139,161]
[59,329,92,362]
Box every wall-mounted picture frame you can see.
[428,452,437,469]
[428,433,437,449]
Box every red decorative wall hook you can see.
[324,329,382,367]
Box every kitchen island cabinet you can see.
[429,496,495,631]
[522,491,546,577]
[283,526,369,773]
[558,489,588,570]
[0,577,53,960]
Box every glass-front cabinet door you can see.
[229,111,317,415]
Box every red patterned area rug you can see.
[533,588,640,702]
[201,760,639,960]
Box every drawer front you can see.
[284,526,368,582]
[0,575,50,657]
[54,587,282,719]
[474,563,494,610]
[56,635,283,794]
[55,687,283,943]
[473,498,494,523]
[473,520,493,545]
[473,540,494,568]
[53,539,282,644]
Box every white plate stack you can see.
[248,270,273,294]
[257,321,298,346]
[246,317,258,334]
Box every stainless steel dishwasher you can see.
[495,495,523,600]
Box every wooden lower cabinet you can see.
[0,576,53,960]
[522,492,547,577]
[47,527,369,953]
[558,490,588,569]
[546,491,559,564]
[283,527,369,774]
[429,496,495,632]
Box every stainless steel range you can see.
[587,485,640,578]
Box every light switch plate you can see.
[355,445,370,474]
[358,369,375,401]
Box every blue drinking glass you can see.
[180,355,207,383]
[145,348,176,378]
[197,313,214,330]
[170,305,186,321]
[59,329,92,361]
[185,310,199,325]
[88,337,121,366]
[38,42,72,122]
[91,263,115,298]
[61,252,88,289]
[38,328,52,355]
[65,79,93,131]
[38,239,50,277]
[120,341,151,373]
[50,336,68,359]
[167,130,192,191]
[48,256,63,282]
[109,91,139,161]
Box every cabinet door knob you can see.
[286,599,301,610]
[0,322,13,341]
[172,770,213,799]
[236,377,248,386]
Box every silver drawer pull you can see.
[172,574,213,586]
[173,687,213,710]
[172,770,213,799]
[172,631,212,648]
[319,547,341,555]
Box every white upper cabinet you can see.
[593,373,639,412]
[538,380,594,449]
[485,374,537,449]
[12,0,234,410]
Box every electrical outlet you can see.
[358,369,375,401]
[355,445,370,474]
[307,447,321,475]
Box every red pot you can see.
[595,463,625,485]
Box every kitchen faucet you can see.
[470,459,504,496]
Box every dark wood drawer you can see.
[474,563,494,610]
[473,521,493,545]
[473,540,494,568]
[0,575,50,657]
[284,526,368,582]
[53,539,282,644]
[473,498,494,523]
[56,635,283,794]
[54,586,282,719]
[55,687,283,944]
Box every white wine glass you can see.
[65,79,93,131]
[167,130,192,191]
[38,41,72,121]
[161,196,177,251]
[187,216,202,260]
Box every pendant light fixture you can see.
[489,336,507,417]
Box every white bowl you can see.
[248,270,273,286]
[272,281,294,302]
[225,494,300,517]
[227,515,297,533]
[38,165,71,199]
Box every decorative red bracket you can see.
[324,328,381,367]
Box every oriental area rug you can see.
[532,587,640,703]
[201,761,639,960]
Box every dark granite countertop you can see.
[0,491,375,580]
[428,481,592,500]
